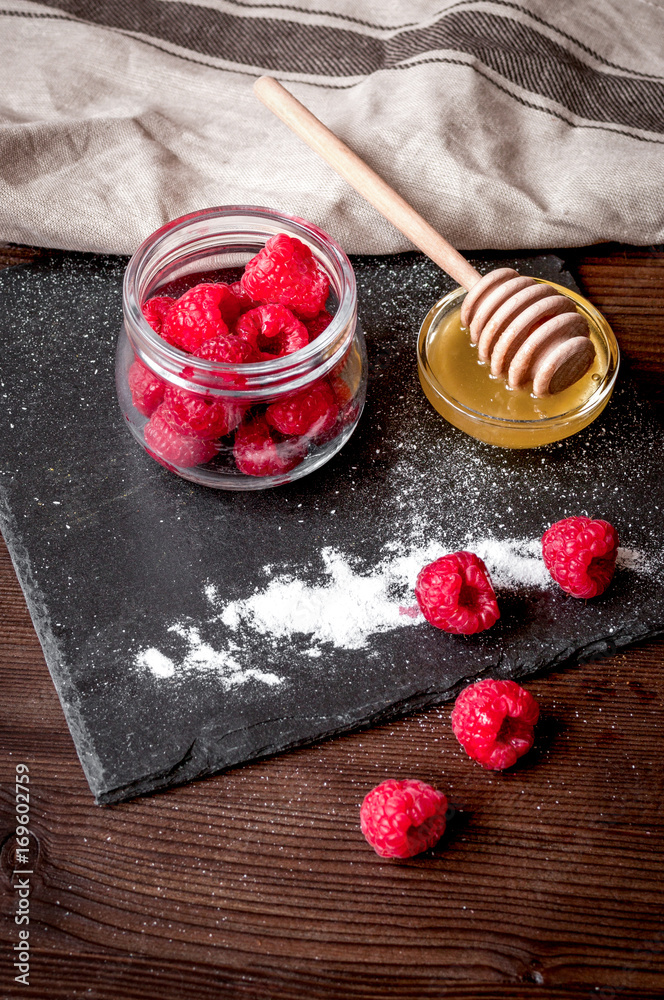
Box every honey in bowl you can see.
[417,280,620,449]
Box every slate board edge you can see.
[0,490,107,792]
[95,619,664,806]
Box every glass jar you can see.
[417,282,619,448]
[116,207,367,489]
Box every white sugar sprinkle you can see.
[168,624,282,687]
[136,648,175,678]
[219,548,412,650]
[134,535,655,678]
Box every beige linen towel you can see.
[0,0,663,255]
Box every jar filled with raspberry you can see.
[116,207,367,489]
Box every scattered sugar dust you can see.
[134,536,654,682]
[135,623,283,688]
[218,547,414,651]
[135,648,175,678]
[131,264,662,686]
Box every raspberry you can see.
[415,551,500,635]
[142,296,174,334]
[451,679,540,769]
[304,309,333,341]
[161,284,232,352]
[266,380,338,438]
[229,281,258,313]
[241,233,329,319]
[194,335,261,365]
[127,358,165,417]
[542,516,619,598]
[144,406,218,468]
[162,386,243,439]
[329,373,353,406]
[209,284,243,326]
[236,304,309,359]
[233,414,306,477]
[360,779,448,858]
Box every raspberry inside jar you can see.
[117,207,367,490]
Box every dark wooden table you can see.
[1,244,663,1000]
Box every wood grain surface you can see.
[1,244,663,1000]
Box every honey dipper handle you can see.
[254,76,482,291]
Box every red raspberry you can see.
[329,373,353,406]
[142,296,174,334]
[194,335,261,365]
[161,284,232,352]
[451,679,540,770]
[229,280,258,313]
[233,414,306,477]
[235,304,309,358]
[241,233,329,319]
[207,283,242,325]
[304,308,333,341]
[266,380,338,438]
[360,779,448,859]
[415,551,499,635]
[144,406,219,468]
[127,358,165,417]
[542,516,619,598]
[162,386,244,439]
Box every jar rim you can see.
[123,206,357,390]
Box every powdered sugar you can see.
[136,647,175,678]
[382,536,553,594]
[218,547,415,651]
[474,537,551,589]
[616,547,652,573]
[134,534,655,679]
[136,623,283,687]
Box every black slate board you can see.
[1,251,663,805]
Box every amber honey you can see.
[417,281,620,448]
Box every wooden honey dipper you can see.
[254,76,595,397]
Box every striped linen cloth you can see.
[1,0,663,255]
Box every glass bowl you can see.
[417,281,619,448]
